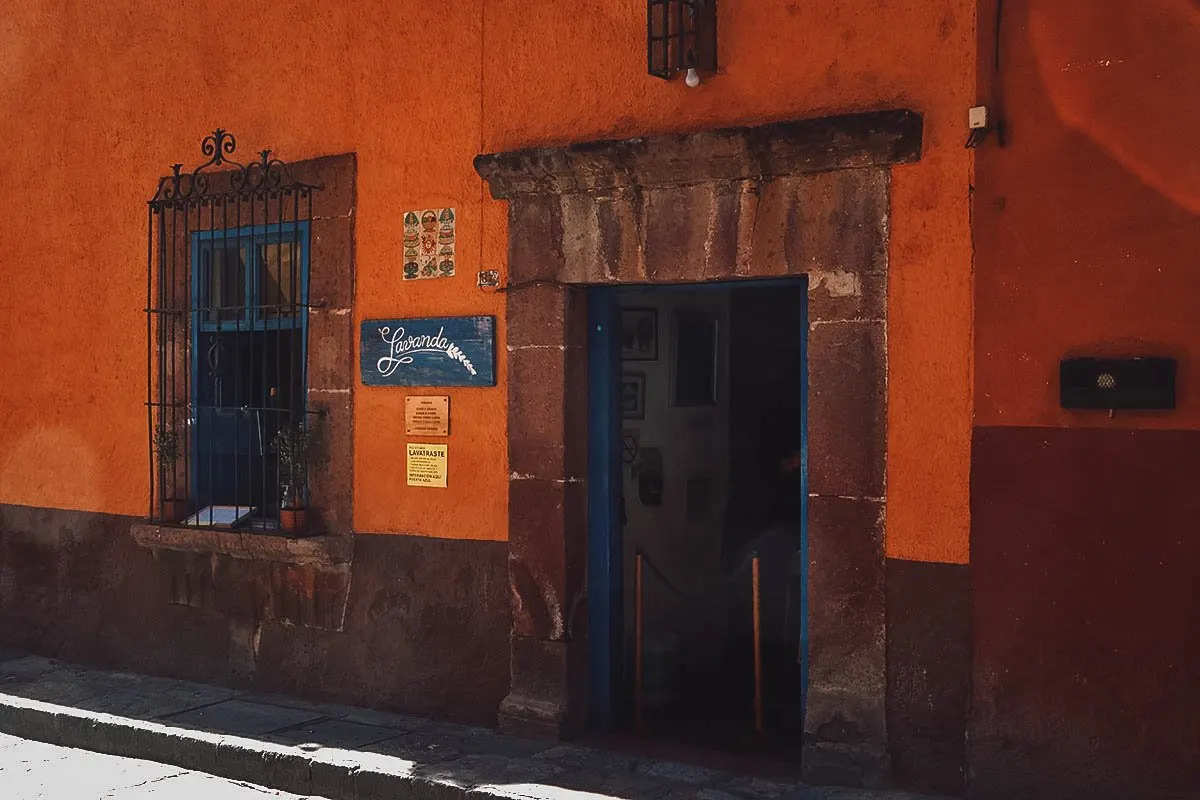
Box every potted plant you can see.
[152,424,187,522]
[273,421,314,533]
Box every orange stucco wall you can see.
[975,0,1200,430]
[0,0,974,562]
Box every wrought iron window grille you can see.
[648,0,717,80]
[146,130,323,532]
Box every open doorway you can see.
[587,278,808,762]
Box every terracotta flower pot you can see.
[159,499,188,523]
[280,507,307,534]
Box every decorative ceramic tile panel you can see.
[403,207,456,280]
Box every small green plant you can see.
[153,425,180,464]
[272,421,314,508]
[153,425,186,518]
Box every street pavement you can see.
[0,732,327,799]
[0,651,951,800]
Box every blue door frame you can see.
[585,278,810,732]
[587,288,623,730]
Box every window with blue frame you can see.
[148,132,334,533]
[189,223,310,527]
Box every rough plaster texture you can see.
[0,0,973,563]
[970,427,1200,799]
[968,3,1200,795]
[975,0,1200,430]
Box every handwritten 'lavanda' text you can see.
[376,326,478,377]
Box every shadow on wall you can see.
[975,0,1200,428]
[1029,0,1200,215]
[969,3,1200,797]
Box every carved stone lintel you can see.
[476,110,921,200]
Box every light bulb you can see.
[685,68,701,88]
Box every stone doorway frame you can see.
[475,110,921,785]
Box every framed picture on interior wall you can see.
[671,309,719,406]
[621,308,658,361]
[621,373,647,419]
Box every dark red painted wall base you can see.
[0,503,510,725]
[971,426,1200,800]
[13,437,1197,800]
[886,558,970,796]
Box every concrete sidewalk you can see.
[0,649,947,800]
[0,732,330,798]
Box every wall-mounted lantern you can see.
[648,0,717,87]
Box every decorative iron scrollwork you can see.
[200,128,237,166]
[149,129,319,208]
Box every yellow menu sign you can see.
[406,443,448,488]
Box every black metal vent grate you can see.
[648,0,717,80]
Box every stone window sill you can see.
[130,521,353,568]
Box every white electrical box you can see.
[969,105,989,130]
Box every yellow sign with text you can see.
[406,443,448,488]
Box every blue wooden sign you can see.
[360,316,496,387]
